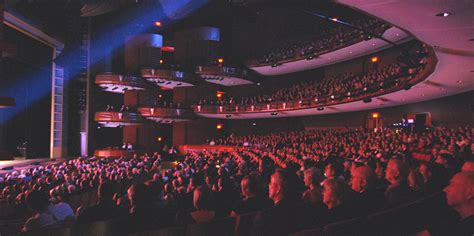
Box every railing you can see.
[194,48,436,115]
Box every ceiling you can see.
[196,0,474,119]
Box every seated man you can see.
[442,171,474,235]
[231,172,272,215]
[77,181,127,223]
[22,190,59,232]
[350,166,385,215]
[253,169,312,236]
[384,159,417,206]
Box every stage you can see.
[0,158,62,176]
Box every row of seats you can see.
[14,193,441,236]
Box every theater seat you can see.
[186,217,236,236]
[21,226,72,236]
[289,227,323,236]
[323,217,363,236]
[234,212,258,236]
[129,226,186,236]
[75,219,122,236]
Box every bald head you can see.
[444,171,474,219]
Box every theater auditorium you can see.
[0,0,472,235]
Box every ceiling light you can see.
[317,107,324,111]
[436,12,451,17]
[457,80,463,83]
[468,38,474,41]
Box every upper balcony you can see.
[137,106,195,123]
[94,111,144,127]
[193,44,437,119]
[141,66,196,89]
[247,21,412,76]
[95,73,154,93]
[195,65,253,86]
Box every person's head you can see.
[127,183,151,210]
[419,162,432,182]
[303,168,323,188]
[444,172,474,210]
[98,181,116,203]
[193,185,214,211]
[385,159,409,185]
[268,169,293,204]
[350,166,375,193]
[241,173,262,199]
[323,179,346,209]
[26,190,50,213]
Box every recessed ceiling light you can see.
[436,12,451,17]
[396,33,399,36]
[440,88,445,91]
[421,94,425,97]
[457,80,463,83]
[349,51,353,54]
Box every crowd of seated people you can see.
[0,126,472,235]
[251,17,390,65]
[199,42,430,108]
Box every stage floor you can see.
[0,158,62,176]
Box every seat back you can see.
[130,226,186,236]
[186,217,236,236]
[75,219,122,236]
[234,212,258,236]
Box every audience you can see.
[0,125,471,235]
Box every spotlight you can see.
[225,114,232,118]
[257,82,261,86]
[436,12,451,17]
[166,81,172,84]
[252,122,257,126]
[217,58,224,64]
[177,82,182,86]
[306,56,314,60]
[270,112,278,116]
[216,124,223,130]
[154,21,162,27]
[371,56,379,63]
[271,63,278,68]
[317,107,324,111]
[111,87,119,90]
[122,87,128,91]
[314,98,319,102]
[363,98,372,103]
[160,59,164,64]
[330,95,335,99]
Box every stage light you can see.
[330,95,335,99]
[371,112,379,118]
[111,87,119,90]
[436,12,451,17]
[257,82,261,86]
[157,137,162,142]
[317,107,324,111]
[217,58,224,64]
[154,21,162,27]
[160,59,164,64]
[225,114,231,118]
[271,63,278,68]
[271,112,278,116]
[177,82,182,86]
[216,124,223,130]
[371,56,379,63]
[252,122,257,126]
[216,91,224,98]
[331,18,338,22]
[314,98,318,102]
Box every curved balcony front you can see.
[196,66,253,86]
[141,68,195,89]
[95,73,153,93]
[94,111,144,127]
[194,48,437,119]
[137,107,194,123]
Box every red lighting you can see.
[372,113,380,118]
[371,56,379,63]
[161,47,175,52]
[154,21,162,27]
[216,124,223,130]
[216,91,224,99]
